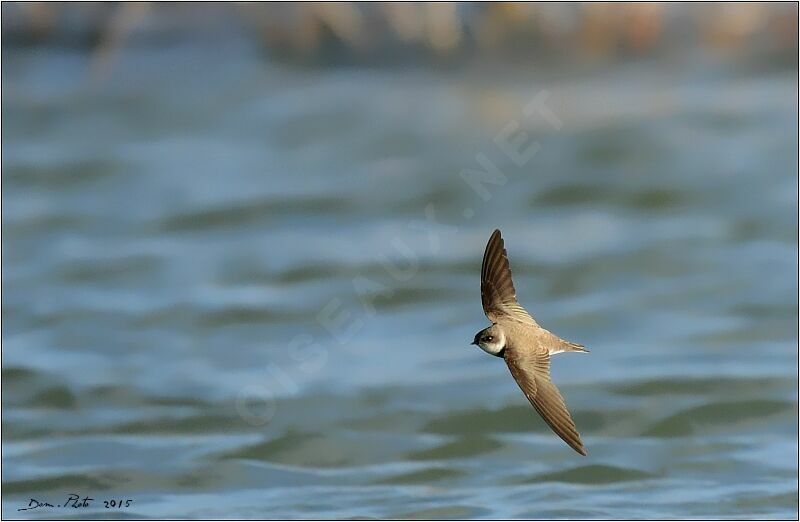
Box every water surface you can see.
[2,42,798,519]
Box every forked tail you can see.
[562,339,589,353]
[548,332,589,354]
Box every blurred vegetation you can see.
[2,2,797,68]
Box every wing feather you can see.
[480,229,538,326]
[504,346,587,456]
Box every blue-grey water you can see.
[2,41,798,519]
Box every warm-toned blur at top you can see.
[2,3,797,66]
[2,3,798,520]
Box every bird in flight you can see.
[472,229,588,455]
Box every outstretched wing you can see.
[504,345,587,456]
[481,229,538,326]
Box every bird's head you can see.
[471,325,506,356]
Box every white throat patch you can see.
[478,340,504,355]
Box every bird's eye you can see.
[485,336,493,342]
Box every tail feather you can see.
[563,340,589,353]
[544,328,589,355]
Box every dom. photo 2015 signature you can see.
[18,494,133,512]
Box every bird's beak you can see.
[470,340,477,345]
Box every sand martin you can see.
[472,229,588,455]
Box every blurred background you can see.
[2,2,798,519]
